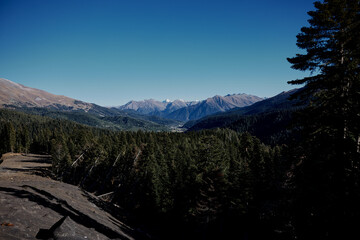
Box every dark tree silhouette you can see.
[287,0,360,239]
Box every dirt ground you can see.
[0,153,146,240]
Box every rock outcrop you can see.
[0,154,147,240]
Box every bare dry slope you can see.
[0,78,92,111]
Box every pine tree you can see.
[288,0,360,150]
[21,127,31,154]
[51,134,71,177]
[4,122,16,153]
[193,135,229,238]
[287,1,360,238]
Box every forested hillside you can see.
[188,109,296,145]
[0,108,293,239]
[9,107,176,132]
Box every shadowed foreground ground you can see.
[0,153,149,240]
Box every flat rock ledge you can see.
[0,153,146,240]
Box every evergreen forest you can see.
[0,109,290,239]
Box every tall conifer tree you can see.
[287,0,360,239]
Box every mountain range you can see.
[117,93,263,122]
[184,88,304,144]
[0,78,178,131]
[0,78,262,124]
[0,78,301,136]
[117,99,198,115]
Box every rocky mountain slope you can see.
[185,88,302,130]
[118,98,199,115]
[167,94,263,121]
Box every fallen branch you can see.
[97,191,114,198]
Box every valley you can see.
[0,74,358,240]
[0,78,269,132]
[0,78,309,240]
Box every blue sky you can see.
[0,0,315,106]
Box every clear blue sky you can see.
[0,0,314,106]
